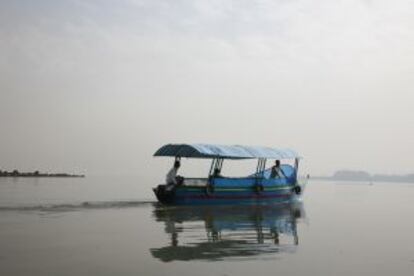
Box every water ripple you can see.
[0,200,156,212]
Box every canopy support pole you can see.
[262,159,267,177]
[255,158,266,186]
[208,158,217,177]
[294,158,299,181]
[218,158,223,171]
[256,158,267,177]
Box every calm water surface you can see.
[0,176,413,275]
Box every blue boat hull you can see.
[153,181,303,206]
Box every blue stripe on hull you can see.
[171,188,296,205]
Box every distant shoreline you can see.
[312,177,414,184]
[0,170,85,178]
[312,170,414,184]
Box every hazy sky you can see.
[0,0,413,178]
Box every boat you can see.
[152,144,305,205]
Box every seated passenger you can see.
[166,160,183,190]
[270,160,286,178]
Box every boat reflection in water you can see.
[151,203,306,262]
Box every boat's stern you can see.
[153,184,175,204]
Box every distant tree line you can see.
[0,169,84,177]
[315,170,414,183]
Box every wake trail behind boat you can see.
[0,200,156,212]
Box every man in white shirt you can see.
[166,160,181,188]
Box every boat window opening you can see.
[159,156,298,187]
[254,159,297,179]
[218,159,259,178]
[177,159,213,180]
[177,158,297,180]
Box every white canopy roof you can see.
[154,144,300,160]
